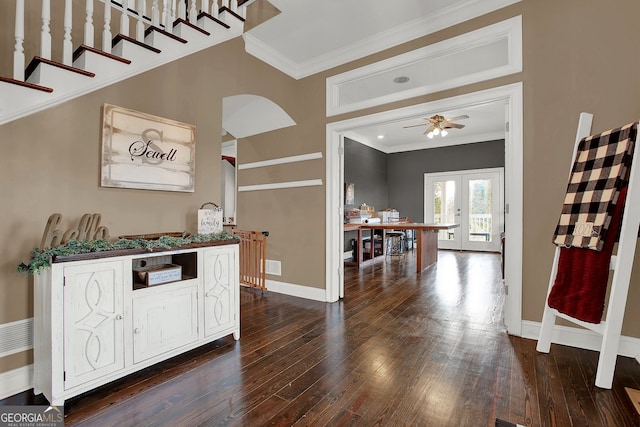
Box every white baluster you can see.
[211,0,219,18]
[162,0,170,28]
[13,0,25,81]
[136,0,145,42]
[152,0,160,26]
[62,0,73,65]
[84,0,94,47]
[189,0,198,22]
[201,0,209,15]
[239,3,246,18]
[120,0,130,37]
[231,0,237,13]
[171,0,177,25]
[102,1,112,53]
[221,0,229,9]
[178,0,186,20]
[41,0,51,60]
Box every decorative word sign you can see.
[40,213,110,250]
[198,202,223,235]
[101,104,196,192]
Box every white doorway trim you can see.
[325,82,523,336]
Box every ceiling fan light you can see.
[427,131,434,139]
[433,128,440,136]
[440,129,448,137]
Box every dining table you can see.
[344,222,460,272]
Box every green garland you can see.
[17,231,238,275]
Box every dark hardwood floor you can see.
[4,251,640,426]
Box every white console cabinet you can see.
[33,242,239,406]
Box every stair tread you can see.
[144,26,188,44]
[25,57,96,81]
[197,12,231,29]
[0,76,54,93]
[112,34,161,53]
[220,6,245,22]
[73,45,132,65]
[173,18,211,36]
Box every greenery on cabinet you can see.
[17,232,238,275]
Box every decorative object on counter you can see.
[101,103,196,192]
[198,202,223,234]
[133,263,183,286]
[40,213,110,250]
[17,231,237,275]
[377,209,400,223]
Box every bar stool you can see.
[385,230,406,260]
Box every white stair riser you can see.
[219,10,244,32]
[26,64,94,96]
[144,32,188,58]
[73,53,131,78]
[112,41,161,67]
[172,23,211,45]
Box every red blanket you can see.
[547,187,627,323]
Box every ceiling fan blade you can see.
[444,123,466,129]
[423,125,436,135]
[403,123,428,128]
[445,115,469,122]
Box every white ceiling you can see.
[343,101,507,154]
[241,0,518,151]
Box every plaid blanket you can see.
[553,122,637,250]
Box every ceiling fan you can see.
[404,114,469,138]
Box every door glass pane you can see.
[434,180,456,240]
[468,179,493,242]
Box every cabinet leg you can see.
[233,330,240,340]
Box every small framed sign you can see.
[198,202,223,234]
[101,104,196,192]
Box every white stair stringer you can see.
[0,14,245,126]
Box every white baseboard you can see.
[0,364,32,400]
[265,279,327,302]
[521,320,640,359]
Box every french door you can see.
[424,168,504,252]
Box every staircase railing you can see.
[2,0,248,125]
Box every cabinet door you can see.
[63,261,124,390]
[132,286,198,363]
[203,247,236,337]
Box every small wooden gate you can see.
[232,230,268,292]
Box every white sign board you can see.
[101,104,196,192]
[198,203,223,234]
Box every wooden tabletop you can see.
[353,222,459,230]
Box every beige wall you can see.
[2,0,640,376]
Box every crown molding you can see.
[243,0,521,79]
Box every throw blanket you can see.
[553,122,636,250]
[548,186,627,323]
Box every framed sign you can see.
[101,104,196,192]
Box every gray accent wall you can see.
[387,140,505,222]
[344,138,388,211]
[344,139,505,234]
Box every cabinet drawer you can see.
[132,286,198,364]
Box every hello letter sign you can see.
[101,104,196,192]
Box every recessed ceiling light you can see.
[377,135,384,139]
[393,76,410,84]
